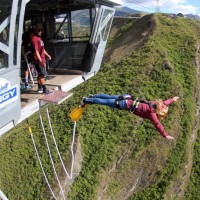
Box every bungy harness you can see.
[115,94,140,113]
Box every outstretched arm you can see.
[166,135,174,140]
[149,113,174,140]
[173,97,179,102]
[163,96,179,106]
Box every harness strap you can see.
[129,98,140,113]
[116,97,140,111]
[115,94,133,110]
[115,100,121,109]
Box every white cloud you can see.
[160,0,197,14]
[110,0,123,5]
[172,5,197,14]
[119,0,198,15]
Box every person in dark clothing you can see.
[22,27,34,89]
[81,94,179,140]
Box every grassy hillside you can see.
[0,14,200,200]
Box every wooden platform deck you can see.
[21,68,82,108]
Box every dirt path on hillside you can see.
[175,44,200,198]
[104,14,155,63]
[164,44,200,199]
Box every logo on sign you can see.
[0,78,18,109]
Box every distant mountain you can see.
[184,14,200,20]
[114,6,143,16]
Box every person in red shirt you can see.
[31,26,52,94]
[81,94,179,140]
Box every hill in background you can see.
[114,6,200,20]
[114,6,144,16]
[185,13,200,20]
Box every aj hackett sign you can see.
[0,78,18,109]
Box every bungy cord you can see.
[27,121,57,200]
[46,107,71,180]
[70,121,77,179]
[39,107,66,200]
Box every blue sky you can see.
[113,0,200,15]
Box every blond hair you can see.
[155,99,169,120]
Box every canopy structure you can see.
[0,0,116,136]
